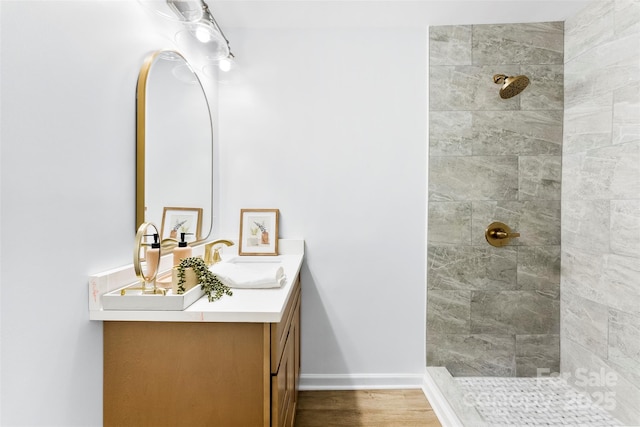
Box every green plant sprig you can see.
[176,256,233,302]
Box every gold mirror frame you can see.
[136,50,213,248]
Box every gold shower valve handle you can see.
[488,229,520,239]
[485,222,520,247]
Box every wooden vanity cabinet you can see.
[103,278,301,427]
[271,286,301,427]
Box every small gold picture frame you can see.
[239,209,279,256]
[161,207,203,242]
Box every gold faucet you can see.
[204,239,234,266]
[161,238,179,251]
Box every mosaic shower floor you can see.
[454,377,623,426]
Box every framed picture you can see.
[239,209,279,256]
[161,207,203,242]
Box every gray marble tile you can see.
[470,111,563,156]
[427,290,471,334]
[428,202,472,245]
[427,333,516,376]
[427,245,517,291]
[601,142,640,199]
[429,25,472,65]
[519,156,562,201]
[430,65,521,111]
[516,334,560,377]
[565,32,640,109]
[565,31,640,112]
[563,103,613,154]
[561,199,610,254]
[472,200,561,246]
[517,246,560,299]
[562,142,640,200]
[602,254,640,317]
[615,0,640,37]
[471,291,560,335]
[429,111,473,156]
[561,246,608,304]
[604,34,640,95]
[613,82,640,146]
[520,65,564,111]
[565,0,614,62]
[429,156,518,201]
[561,337,640,426]
[564,35,614,111]
[472,22,563,65]
[610,200,640,258]
[561,250,640,317]
[563,60,611,113]
[515,201,561,246]
[609,309,640,388]
[561,290,609,359]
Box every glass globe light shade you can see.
[175,20,230,61]
[137,0,203,22]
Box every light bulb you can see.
[176,21,230,61]
[219,58,232,72]
[195,24,213,43]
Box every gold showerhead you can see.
[493,74,530,99]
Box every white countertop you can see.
[89,239,304,323]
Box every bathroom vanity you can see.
[90,240,304,427]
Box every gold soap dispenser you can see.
[173,232,193,266]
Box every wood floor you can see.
[294,389,442,427]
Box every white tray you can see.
[102,282,204,311]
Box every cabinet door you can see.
[293,294,301,409]
[104,322,269,427]
[271,278,301,373]
[271,326,295,427]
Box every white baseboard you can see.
[421,368,464,427]
[299,373,425,390]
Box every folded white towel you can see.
[210,263,286,289]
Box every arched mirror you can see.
[136,50,213,246]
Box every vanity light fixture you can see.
[170,0,234,65]
[192,20,217,43]
[138,0,203,22]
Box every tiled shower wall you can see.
[426,23,564,377]
[562,0,640,424]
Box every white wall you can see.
[0,1,216,425]
[217,28,428,385]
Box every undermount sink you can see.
[211,257,285,289]
[226,256,282,264]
